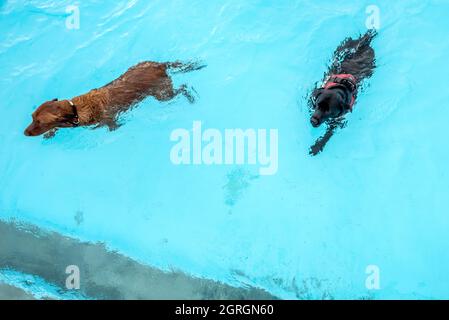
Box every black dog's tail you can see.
[166,61,207,74]
[330,29,377,80]
[353,29,377,57]
[355,29,377,47]
[334,29,377,60]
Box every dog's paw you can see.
[43,129,58,139]
[179,85,197,104]
[106,121,122,132]
[309,143,323,156]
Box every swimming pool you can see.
[1,0,449,299]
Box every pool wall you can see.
[0,220,276,300]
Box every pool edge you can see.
[0,219,278,300]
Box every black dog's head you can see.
[311,88,348,127]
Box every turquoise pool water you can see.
[1,0,449,299]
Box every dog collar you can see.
[323,74,357,111]
[324,74,357,92]
[67,100,80,126]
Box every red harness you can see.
[323,74,357,111]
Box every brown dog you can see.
[24,61,204,137]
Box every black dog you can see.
[309,29,377,156]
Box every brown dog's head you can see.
[24,99,78,136]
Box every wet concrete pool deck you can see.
[0,283,36,300]
[0,220,276,300]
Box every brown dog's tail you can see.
[166,60,207,74]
